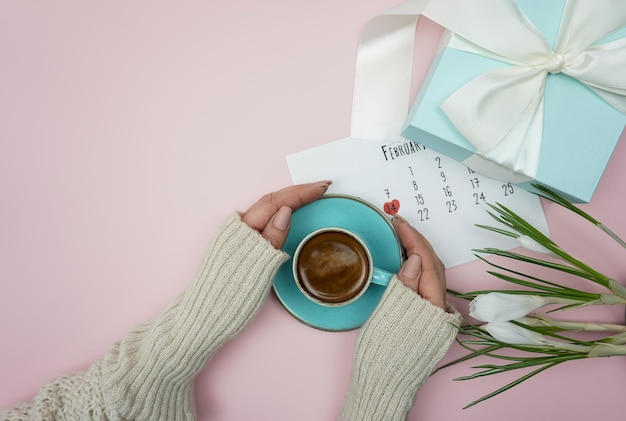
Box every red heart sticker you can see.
[383,199,400,216]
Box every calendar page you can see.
[286,137,549,268]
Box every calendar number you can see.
[383,199,401,216]
[502,183,515,196]
[473,192,486,204]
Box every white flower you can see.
[485,321,592,353]
[470,292,548,323]
[485,321,549,346]
[517,235,559,257]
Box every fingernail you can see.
[273,206,292,231]
[314,180,332,191]
[400,255,422,279]
[392,214,406,225]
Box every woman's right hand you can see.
[393,215,447,310]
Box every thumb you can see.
[397,254,422,292]
[261,206,292,249]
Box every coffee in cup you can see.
[292,227,392,306]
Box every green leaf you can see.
[473,248,609,287]
[461,362,561,409]
[475,224,518,238]
[531,184,599,224]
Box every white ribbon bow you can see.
[422,0,626,178]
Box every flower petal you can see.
[517,235,559,257]
[485,321,548,345]
[470,292,546,322]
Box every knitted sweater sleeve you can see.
[339,276,461,421]
[0,213,288,421]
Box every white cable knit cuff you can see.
[340,276,461,421]
[100,213,288,420]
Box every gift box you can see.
[402,0,626,203]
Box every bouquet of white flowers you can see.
[445,184,626,408]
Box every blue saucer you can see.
[273,194,404,331]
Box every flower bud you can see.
[517,235,559,257]
[470,292,547,323]
[485,321,548,345]
[485,321,592,353]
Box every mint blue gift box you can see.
[402,0,626,203]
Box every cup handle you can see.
[371,267,394,287]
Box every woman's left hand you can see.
[241,181,331,250]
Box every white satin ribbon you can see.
[350,0,626,180]
[350,0,429,142]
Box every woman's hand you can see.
[241,181,332,250]
[393,215,447,310]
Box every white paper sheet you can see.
[286,137,549,268]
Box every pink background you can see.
[1,1,625,419]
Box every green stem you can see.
[598,224,626,249]
[607,333,626,345]
[523,316,626,333]
[532,184,626,249]
[608,279,626,300]
[587,343,626,358]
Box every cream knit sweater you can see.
[1,213,460,421]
